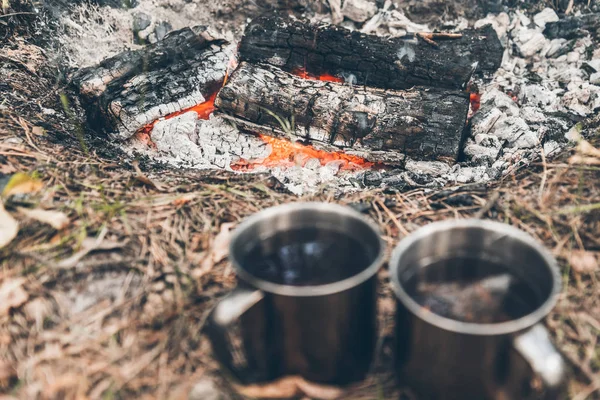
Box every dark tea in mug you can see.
[244,227,375,286]
[404,256,543,324]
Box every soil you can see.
[1,0,599,399]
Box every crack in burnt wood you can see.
[216,62,470,164]
[239,15,503,91]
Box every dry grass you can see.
[1,24,600,400]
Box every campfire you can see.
[68,2,600,194]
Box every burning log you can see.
[215,62,470,164]
[238,15,503,91]
[544,13,600,39]
[71,26,231,140]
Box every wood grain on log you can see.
[544,13,600,39]
[238,15,503,91]
[215,62,470,164]
[71,26,231,140]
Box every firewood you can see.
[238,15,503,91]
[215,62,470,164]
[71,26,231,140]
[544,13,600,39]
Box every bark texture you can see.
[238,15,503,91]
[544,13,600,39]
[71,26,230,140]
[215,62,470,164]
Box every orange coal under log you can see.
[291,68,344,83]
[469,92,481,113]
[135,92,217,141]
[231,134,373,171]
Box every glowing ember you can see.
[134,65,370,172]
[232,134,373,171]
[135,92,217,141]
[292,68,344,83]
[469,92,481,113]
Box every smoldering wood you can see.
[544,13,600,39]
[254,0,328,13]
[238,15,503,91]
[215,62,470,164]
[71,26,230,140]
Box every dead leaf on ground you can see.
[172,193,197,207]
[569,140,600,165]
[0,163,16,174]
[234,375,345,399]
[193,222,235,279]
[567,250,599,274]
[0,202,18,249]
[0,278,29,317]
[212,222,235,264]
[1,172,43,197]
[17,207,70,230]
[31,126,45,136]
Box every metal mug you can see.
[390,219,567,400]
[205,202,385,386]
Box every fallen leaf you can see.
[31,126,45,136]
[172,193,197,207]
[568,155,600,165]
[569,139,600,165]
[193,223,235,279]
[0,202,18,249]
[0,278,29,317]
[567,250,599,274]
[17,207,69,230]
[0,163,16,174]
[579,140,600,157]
[1,172,43,197]
[212,222,235,264]
[234,375,345,399]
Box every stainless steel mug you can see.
[205,202,385,386]
[390,219,567,400]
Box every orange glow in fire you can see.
[469,92,481,113]
[134,65,372,171]
[292,68,344,83]
[135,92,217,144]
[232,134,373,171]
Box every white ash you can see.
[124,113,366,195]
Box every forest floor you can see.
[1,1,599,399]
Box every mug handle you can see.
[205,285,265,381]
[512,324,568,399]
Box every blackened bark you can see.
[215,62,470,164]
[238,15,503,91]
[71,26,230,140]
[544,13,600,39]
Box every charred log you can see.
[238,15,503,91]
[215,62,470,164]
[544,13,600,39]
[71,26,230,140]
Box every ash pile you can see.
[61,0,600,194]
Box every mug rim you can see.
[229,202,386,297]
[389,219,562,336]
